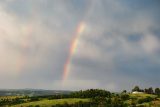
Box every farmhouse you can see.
[132,91,144,94]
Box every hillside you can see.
[0,89,71,96]
[0,89,160,107]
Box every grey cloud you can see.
[0,0,160,91]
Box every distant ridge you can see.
[0,89,72,96]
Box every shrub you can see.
[138,96,154,104]
[121,94,130,101]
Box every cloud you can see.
[53,80,100,91]
[0,0,160,91]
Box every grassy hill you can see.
[10,94,160,107]
[0,89,71,96]
[125,93,160,107]
[11,98,89,107]
[1,89,160,107]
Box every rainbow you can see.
[62,1,96,83]
[16,22,33,73]
[62,22,86,81]
[16,7,36,73]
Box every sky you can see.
[0,0,160,92]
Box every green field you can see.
[125,93,160,107]
[0,96,23,100]
[11,98,90,107]
[130,93,157,98]
[1,89,160,107]
[11,94,160,107]
[6,94,160,107]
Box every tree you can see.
[144,87,154,94]
[71,89,111,98]
[122,90,127,94]
[148,87,154,94]
[155,88,160,95]
[132,86,140,92]
[121,94,130,101]
[144,88,148,93]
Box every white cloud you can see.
[141,33,160,54]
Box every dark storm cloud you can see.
[0,0,160,91]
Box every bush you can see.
[71,89,111,98]
[137,105,145,107]
[138,96,154,104]
[30,97,39,101]
[121,94,130,101]
[63,101,69,107]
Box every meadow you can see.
[8,94,160,107]
[0,87,160,107]
[11,98,89,107]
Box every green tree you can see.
[155,88,160,95]
[144,87,154,94]
[122,90,127,94]
[148,87,154,94]
[132,86,140,92]
[121,94,129,101]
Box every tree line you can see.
[132,86,160,95]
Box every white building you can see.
[132,91,144,94]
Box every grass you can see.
[130,93,157,99]
[3,94,160,107]
[125,93,159,107]
[11,98,90,107]
[0,96,23,100]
